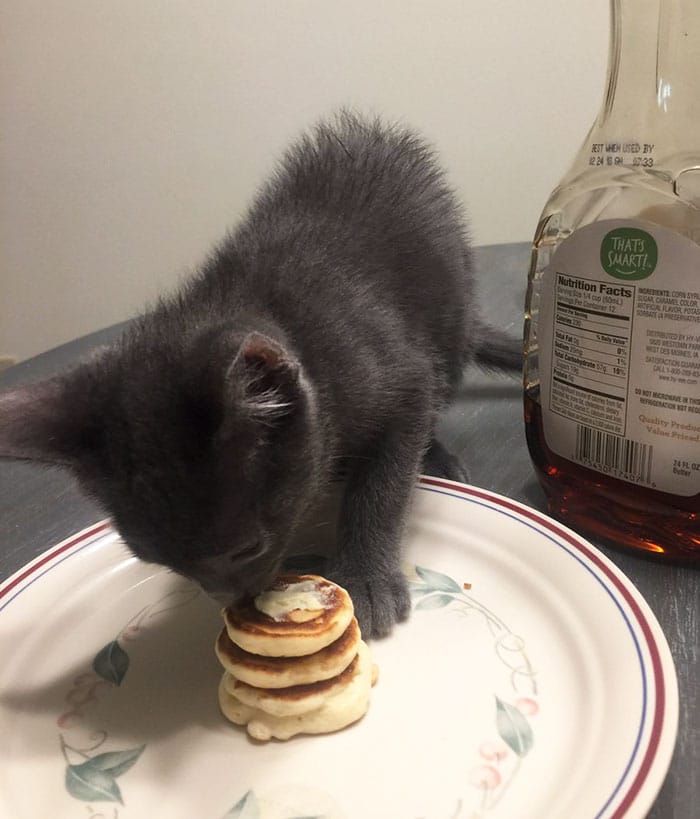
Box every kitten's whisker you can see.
[309,519,333,529]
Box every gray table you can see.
[1,243,696,818]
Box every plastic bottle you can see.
[524,0,700,562]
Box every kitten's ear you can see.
[0,378,90,465]
[227,332,301,421]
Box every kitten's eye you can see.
[235,541,262,562]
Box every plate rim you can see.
[417,477,678,819]
[0,479,679,819]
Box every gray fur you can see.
[0,112,520,636]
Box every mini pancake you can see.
[223,643,364,717]
[215,617,361,688]
[218,640,374,740]
[223,575,354,657]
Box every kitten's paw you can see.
[328,568,411,638]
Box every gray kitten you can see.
[0,112,519,637]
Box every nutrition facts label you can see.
[550,273,634,436]
[539,219,700,495]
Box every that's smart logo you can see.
[600,227,658,280]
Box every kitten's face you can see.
[96,429,315,602]
[0,328,320,604]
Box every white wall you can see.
[0,0,608,361]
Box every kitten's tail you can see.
[473,324,523,373]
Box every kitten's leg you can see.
[421,437,469,483]
[327,418,430,638]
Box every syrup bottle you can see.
[524,0,700,562]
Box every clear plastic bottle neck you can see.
[598,0,700,159]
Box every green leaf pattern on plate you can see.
[223,789,260,819]
[495,697,533,757]
[64,747,145,804]
[414,592,455,610]
[65,761,125,804]
[222,791,323,819]
[58,576,203,814]
[414,565,463,593]
[92,640,130,686]
[409,563,538,815]
[82,746,146,778]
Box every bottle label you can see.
[538,219,700,496]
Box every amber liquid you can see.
[522,0,700,565]
[524,174,700,565]
[525,387,700,563]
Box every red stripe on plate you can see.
[3,485,667,817]
[419,478,666,818]
[0,520,112,601]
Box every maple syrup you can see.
[523,0,700,563]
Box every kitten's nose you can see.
[193,550,279,605]
[199,573,259,606]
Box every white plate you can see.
[0,479,678,819]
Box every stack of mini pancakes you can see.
[215,574,377,741]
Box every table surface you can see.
[1,242,697,818]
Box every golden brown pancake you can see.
[215,616,361,688]
[223,646,363,717]
[222,574,354,657]
[218,640,374,740]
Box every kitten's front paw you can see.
[328,568,411,638]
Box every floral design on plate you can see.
[0,480,678,819]
[56,574,200,812]
[222,785,346,819]
[408,564,538,816]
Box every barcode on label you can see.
[575,425,653,482]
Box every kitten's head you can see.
[0,324,322,602]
